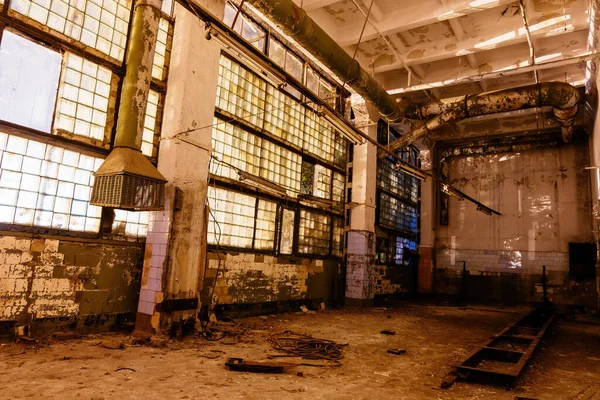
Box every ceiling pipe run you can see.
[389,82,581,154]
[245,0,581,155]
[244,0,405,122]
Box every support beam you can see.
[387,52,595,95]
[369,23,588,74]
[337,0,517,46]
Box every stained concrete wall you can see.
[0,234,143,337]
[202,252,340,307]
[435,143,596,306]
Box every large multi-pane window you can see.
[376,120,420,265]
[0,0,173,238]
[209,54,347,257]
[223,2,342,114]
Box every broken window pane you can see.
[112,209,149,238]
[152,18,171,81]
[0,31,62,132]
[298,209,330,255]
[0,131,102,231]
[279,208,294,254]
[207,186,255,248]
[141,90,160,157]
[55,53,113,143]
[332,218,344,257]
[313,165,332,199]
[10,0,132,61]
[300,161,314,195]
[254,200,276,250]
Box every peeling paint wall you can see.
[0,234,143,336]
[435,143,596,306]
[202,252,340,308]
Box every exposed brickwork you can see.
[0,234,143,334]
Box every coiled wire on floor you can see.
[268,331,345,361]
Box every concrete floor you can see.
[1,304,599,399]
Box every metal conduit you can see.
[246,0,582,154]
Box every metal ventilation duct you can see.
[90,0,167,211]
[245,0,581,153]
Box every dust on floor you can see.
[0,304,599,400]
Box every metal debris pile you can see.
[268,331,345,361]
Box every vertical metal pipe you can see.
[114,0,161,149]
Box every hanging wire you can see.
[341,0,375,91]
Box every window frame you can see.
[0,1,173,240]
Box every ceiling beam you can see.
[368,23,588,74]
[386,52,594,95]
[336,0,517,46]
[293,0,340,11]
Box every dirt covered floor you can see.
[1,304,599,399]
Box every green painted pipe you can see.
[114,0,161,148]
[246,0,404,122]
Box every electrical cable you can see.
[268,331,345,361]
[341,0,374,92]
[200,156,227,341]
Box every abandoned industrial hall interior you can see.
[2,0,600,396]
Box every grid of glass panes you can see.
[211,118,262,180]
[10,0,131,61]
[332,217,344,257]
[259,140,301,197]
[216,56,266,128]
[224,3,266,52]
[304,111,334,162]
[332,172,344,203]
[379,192,418,233]
[298,209,330,255]
[305,67,337,110]
[0,132,103,232]
[378,157,419,203]
[313,165,331,199]
[254,200,276,250]
[264,85,305,148]
[393,236,417,265]
[152,18,171,81]
[54,53,112,142]
[333,133,347,167]
[112,210,149,237]
[141,89,160,157]
[207,186,256,248]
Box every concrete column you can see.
[345,119,378,305]
[590,61,600,311]
[418,168,434,294]
[135,0,225,334]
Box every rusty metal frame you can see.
[454,306,555,383]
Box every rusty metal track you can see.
[454,306,555,384]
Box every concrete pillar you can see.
[135,0,225,334]
[345,117,378,305]
[590,63,600,311]
[418,167,434,294]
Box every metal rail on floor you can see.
[454,306,555,383]
[449,265,555,385]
